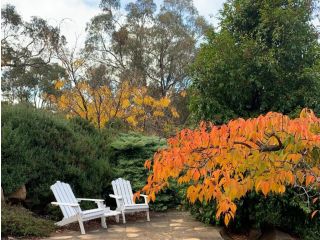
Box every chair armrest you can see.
[77,198,104,202]
[109,194,122,199]
[51,202,79,207]
[140,194,149,204]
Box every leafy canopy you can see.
[140,109,320,225]
[1,4,65,107]
[190,0,320,123]
[87,0,208,97]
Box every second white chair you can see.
[110,178,150,223]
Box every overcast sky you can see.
[2,0,226,47]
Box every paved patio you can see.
[46,210,223,240]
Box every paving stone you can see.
[151,222,169,228]
[126,233,140,237]
[170,223,183,227]
[193,227,206,231]
[170,218,184,223]
[172,226,189,231]
[47,236,74,239]
[107,227,126,233]
[126,227,143,233]
[45,211,223,240]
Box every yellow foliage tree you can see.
[52,80,178,130]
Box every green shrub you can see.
[1,104,112,214]
[188,189,320,239]
[188,200,220,225]
[109,132,183,211]
[1,204,55,237]
[246,190,320,240]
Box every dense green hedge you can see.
[188,189,320,240]
[1,104,112,213]
[1,204,55,237]
[109,132,183,211]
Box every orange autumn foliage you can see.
[139,109,320,225]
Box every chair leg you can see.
[115,215,120,223]
[78,220,86,235]
[146,210,150,221]
[122,212,126,224]
[101,217,107,228]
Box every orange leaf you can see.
[144,160,151,170]
[296,170,304,184]
[133,191,140,203]
[193,170,200,181]
[150,192,156,202]
[311,210,319,219]
[278,185,285,194]
[224,213,231,226]
[261,182,270,196]
[216,209,222,219]
[306,175,315,186]
[230,203,237,214]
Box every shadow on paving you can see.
[45,210,223,240]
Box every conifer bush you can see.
[1,104,112,213]
[1,204,55,237]
[110,133,183,211]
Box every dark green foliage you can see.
[1,60,67,106]
[1,204,55,237]
[1,104,112,213]
[110,132,166,187]
[246,190,320,240]
[190,0,320,124]
[188,189,320,239]
[109,132,183,211]
[188,200,220,225]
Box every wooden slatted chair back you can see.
[50,181,81,218]
[111,178,134,205]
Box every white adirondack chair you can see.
[110,178,150,223]
[50,181,107,234]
